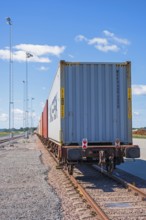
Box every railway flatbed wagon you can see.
[37,60,140,174]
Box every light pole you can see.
[22,80,26,131]
[31,97,34,133]
[25,52,33,138]
[6,17,13,142]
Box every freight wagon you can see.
[37,60,140,175]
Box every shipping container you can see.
[42,100,48,139]
[48,60,132,146]
[38,113,43,136]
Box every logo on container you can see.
[50,94,58,122]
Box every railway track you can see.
[0,135,24,145]
[37,140,101,220]
[0,138,11,144]
[93,165,146,199]
[47,148,104,219]
[46,145,146,220]
[73,164,146,220]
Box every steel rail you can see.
[47,149,110,220]
[93,165,146,200]
[127,183,146,200]
[0,138,10,144]
[66,172,110,220]
[0,135,24,144]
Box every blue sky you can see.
[0,0,146,129]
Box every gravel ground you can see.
[0,136,61,220]
[0,136,96,220]
[36,138,98,220]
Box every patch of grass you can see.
[133,134,146,139]
[0,132,9,137]
[0,131,22,137]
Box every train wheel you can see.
[68,164,74,175]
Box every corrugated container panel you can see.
[61,61,131,145]
[48,67,61,142]
[42,100,48,138]
[48,61,132,145]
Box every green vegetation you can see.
[0,127,37,137]
[0,132,9,137]
[133,134,146,139]
[0,131,22,137]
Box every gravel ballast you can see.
[0,137,61,220]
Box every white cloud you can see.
[95,44,119,52]
[38,66,49,71]
[13,108,23,121]
[28,111,36,118]
[133,111,140,116]
[75,35,87,42]
[103,30,114,38]
[0,44,66,63]
[132,85,146,95]
[68,54,74,58]
[88,38,108,45]
[13,108,23,114]
[14,44,65,56]
[88,35,120,52]
[14,50,51,63]
[75,30,130,53]
[0,49,9,60]
[0,113,8,122]
[12,108,36,122]
[40,102,45,108]
[103,30,130,45]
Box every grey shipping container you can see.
[48,60,132,146]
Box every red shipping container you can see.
[42,100,48,139]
